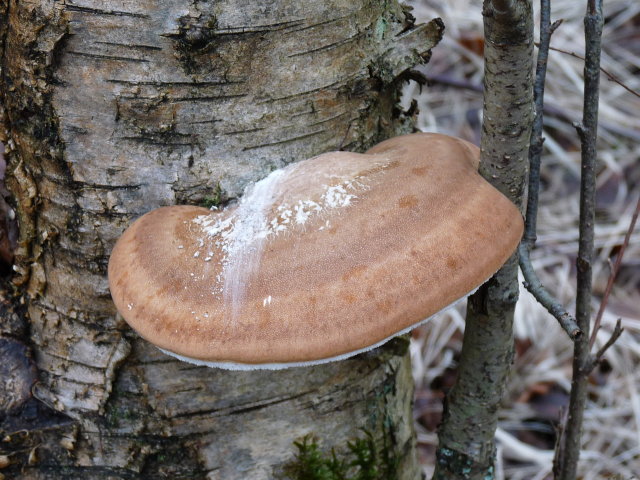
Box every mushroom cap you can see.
[108,133,523,369]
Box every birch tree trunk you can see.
[0,1,442,478]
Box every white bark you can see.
[0,1,442,477]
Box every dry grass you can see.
[405,0,640,478]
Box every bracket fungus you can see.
[108,133,523,369]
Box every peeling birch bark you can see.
[0,1,442,477]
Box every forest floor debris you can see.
[407,1,640,478]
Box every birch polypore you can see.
[108,133,523,369]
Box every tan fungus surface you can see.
[108,133,523,365]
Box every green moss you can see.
[104,402,137,428]
[280,429,399,480]
[201,182,226,209]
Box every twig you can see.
[552,406,567,478]
[523,0,553,246]
[426,74,482,93]
[587,318,624,372]
[519,245,581,339]
[545,45,640,99]
[589,195,640,349]
[519,0,580,340]
[555,1,604,478]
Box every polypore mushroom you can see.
[108,133,523,369]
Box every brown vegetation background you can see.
[406,0,640,478]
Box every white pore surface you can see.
[157,283,481,370]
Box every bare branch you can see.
[519,0,580,340]
[523,0,552,245]
[587,319,624,373]
[589,195,640,348]
[519,244,581,339]
[544,45,640,99]
[555,1,604,478]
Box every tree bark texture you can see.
[0,1,443,478]
[432,1,533,478]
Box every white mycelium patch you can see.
[193,168,287,316]
[267,180,360,233]
[190,161,377,319]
